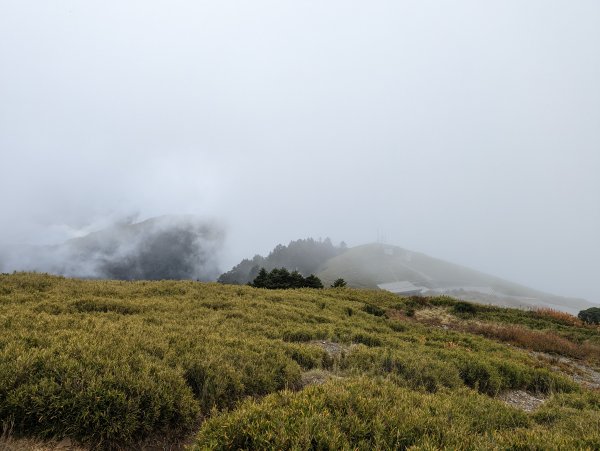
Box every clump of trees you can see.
[578,307,600,325]
[250,267,324,289]
[331,278,347,288]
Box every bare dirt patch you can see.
[497,390,546,412]
[299,369,340,388]
[0,436,87,451]
[0,426,196,451]
[531,351,600,390]
[309,340,351,358]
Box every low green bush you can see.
[70,298,142,315]
[453,301,479,316]
[361,304,386,317]
[0,344,199,446]
[351,333,382,347]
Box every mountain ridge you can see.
[222,241,594,313]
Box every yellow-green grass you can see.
[194,377,600,450]
[0,273,597,449]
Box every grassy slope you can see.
[317,243,593,311]
[0,273,599,449]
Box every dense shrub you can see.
[283,343,330,370]
[0,345,199,446]
[250,268,324,289]
[351,333,382,347]
[70,298,142,315]
[578,307,600,325]
[331,278,347,288]
[361,304,386,317]
[453,301,479,315]
[181,347,301,411]
[192,378,535,450]
[282,329,316,343]
[193,378,600,450]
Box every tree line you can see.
[250,267,347,290]
[218,237,347,285]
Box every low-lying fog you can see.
[1,1,598,303]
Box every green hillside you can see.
[317,243,593,312]
[1,273,599,449]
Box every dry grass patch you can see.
[533,307,583,327]
[414,307,457,325]
[464,322,600,362]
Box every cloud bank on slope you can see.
[0,215,225,281]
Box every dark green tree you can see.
[250,267,324,290]
[331,278,347,288]
[289,270,305,289]
[251,267,269,288]
[578,307,600,325]
[304,274,324,289]
[268,268,291,289]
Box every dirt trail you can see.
[531,351,600,390]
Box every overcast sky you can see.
[1,1,599,302]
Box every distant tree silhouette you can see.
[331,278,347,288]
[219,238,346,285]
[250,267,324,289]
[251,267,269,288]
[268,268,291,289]
[578,307,600,325]
[304,274,324,289]
[289,270,305,289]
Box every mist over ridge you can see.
[1,1,599,302]
[0,215,225,281]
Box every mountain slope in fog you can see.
[0,215,225,281]
[218,238,345,285]
[317,243,593,312]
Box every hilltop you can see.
[1,273,599,449]
[316,243,594,313]
[221,241,594,313]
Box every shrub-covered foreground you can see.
[0,273,598,449]
[194,377,600,450]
